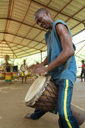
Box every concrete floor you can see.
[0,78,85,128]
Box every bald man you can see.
[25,8,79,128]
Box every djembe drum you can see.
[5,72,12,83]
[0,72,5,80]
[12,66,18,79]
[25,75,58,112]
[25,75,85,125]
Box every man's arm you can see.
[20,65,22,71]
[46,23,74,72]
[41,57,47,66]
[29,57,47,70]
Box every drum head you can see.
[25,70,28,75]
[25,75,46,106]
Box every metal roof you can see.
[0,0,85,58]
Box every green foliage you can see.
[13,51,47,69]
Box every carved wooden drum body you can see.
[25,75,58,112]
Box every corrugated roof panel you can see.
[17,53,29,58]
[13,37,23,44]
[21,47,29,51]
[0,47,11,51]
[66,19,79,29]
[26,48,36,52]
[55,13,69,21]
[0,43,8,48]
[0,33,4,40]
[5,34,15,42]
[0,19,7,32]
[0,0,9,18]
[34,43,45,49]
[13,49,22,53]
[1,53,13,56]
[46,8,58,18]
[24,1,44,24]
[24,20,35,26]
[1,41,6,44]
[61,1,84,17]
[8,21,21,34]
[28,50,40,55]
[11,0,30,21]
[71,0,84,8]
[73,8,85,21]
[24,12,35,26]
[28,41,38,47]
[71,29,77,36]
[41,46,47,51]
[34,0,51,6]
[24,17,35,26]
[34,24,44,30]
[11,47,18,51]
[1,51,13,54]
[42,40,46,44]
[16,45,23,48]
[48,0,71,11]
[35,31,46,41]
[15,51,27,55]
[17,25,31,37]
[8,43,16,47]
[26,28,41,39]
[77,0,85,4]
[21,39,30,46]
[74,24,84,31]
[20,49,29,54]
[30,1,44,12]
[71,23,84,35]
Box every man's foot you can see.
[25,113,31,119]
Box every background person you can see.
[79,60,85,82]
[20,60,28,83]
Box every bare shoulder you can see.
[55,23,69,35]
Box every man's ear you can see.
[45,11,50,17]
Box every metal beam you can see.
[75,45,85,54]
[32,0,84,23]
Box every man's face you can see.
[34,12,51,29]
[24,60,26,64]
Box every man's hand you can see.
[31,65,47,75]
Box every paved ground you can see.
[0,78,85,128]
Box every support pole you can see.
[41,51,42,62]
[13,54,14,65]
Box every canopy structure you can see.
[0,0,85,59]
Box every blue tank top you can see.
[45,20,77,84]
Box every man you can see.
[20,60,28,83]
[25,8,79,128]
[80,60,85,82]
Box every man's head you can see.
[34,8,54,29]
[81,60,84,64]
[23,60,26,64]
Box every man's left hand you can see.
[31,65,47,75]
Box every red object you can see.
[82,64,85,68]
